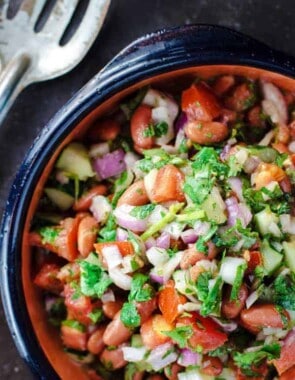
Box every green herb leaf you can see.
[129,274,153,302]
[89,309,104,324]
[62,319,86,332]
[163,325,193,348]
[39,226,61,245]
[130,204,156,219]
[195,224,218,253]
[98,214,117,242]
[80,259,112,298]
[230,263,247,301]
[120,302,140,328]
[196,271,212,301]
[273,274,295,310]
[200,276,223,316]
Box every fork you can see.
[0,0,110,124]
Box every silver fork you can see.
[0,0,110,124]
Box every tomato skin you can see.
[244,250,263,272]
[201,355,223,376]
[177,312,228,353]
[159,280,186,324]
[34,263,63,294]
[130,105,154,149]
[273,329,295,375]
[225,83,254,112]
[94,241,134,258]
[64,283,99,325]
[181,82,221,122]
[280,365,295,380]
[140,314,174,349]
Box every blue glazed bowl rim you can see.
[1,24,295,379]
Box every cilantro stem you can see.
[176,210,205,222]
[141,203,185,241]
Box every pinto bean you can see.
[164,363,182,380]
[99,346,127,370]
[88,119,121,142]
[213,75,235,96]
[279,176,292,193]
[201,356,223,376]
[136,297,157,323]
[225,83,254,112]
[277,124,290,144]
[180,242,218,270]
[253,163,286,190]
[77,216,99,257]
[247,105,265,128]
[102,301,123,319]
[185,121,228,145]
[103,311,132,346]
[131,105,154,149]
[221,284,248,319]
[61,325,87,351]
[117,180,149,207]
[240,304,289,334]
[87,326,106,355]
[73,185,108,212]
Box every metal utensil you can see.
[0,0,110,124]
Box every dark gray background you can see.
[1,0,295,378]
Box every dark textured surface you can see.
[1,0,295,378]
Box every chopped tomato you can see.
[61,324,87,351]
[147,164,185,203]
[159,280,186,324]
[64,283,99,325]
[280,365,295,380]
[136,297,157,323]
[73,185,108,211]
[140,314,174,349]
[34,263,63,294]
[273,330,295,375]
[244,250,263,271]
[225,83,255,112]
[181,82,221,122]
[213,75,235,96]
[94,241,134,257]
[201,356,223,376]
[177,312,228,353]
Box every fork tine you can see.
[0,0,9,19]
[40,0,79,40]
[20,0,47,26]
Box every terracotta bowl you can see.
[1,25,295,379]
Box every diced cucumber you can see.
[131,334,143,347]
[44,188,74,211]
[56,142,94,181]
[201,187,226,224]
[220,257,246,285]
[261,239,283,275]
[254,208,281,238]
[282,241,295,273]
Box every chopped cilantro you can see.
[214,220,258,249]
[195,224,218,253]
[98,214,117,242]
[200,276,223,316]
[62,319,86,332]
[39,226,61,245]
[230,263,247,301]
[112,170,134,206]
[143,121,169,138]
[196,271,212,301]
[129,274,153,303]
[120,302,140,328]
[163,325,193,348]
[183,173,213,205]
[130,204,156,219]
[89,309,104,324]
[80,259,112,298]
[233,343,280,376]
[273,274,295,310]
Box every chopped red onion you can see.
[175,112,188,132]
[228,177,244,201]
[93,149,126,179]
[156,232,171,249]
[193,220,211,236]
[288,141,295,153]
[243,156,261,174]
[178,348,201,367]
[101,289,115,304]
[90,195,112,223]
[225,197,252,227]
[114,205,147,232]
[108,267,132,290]
[146,343,178,371]
[280,214,295,234]
[145,237,156,250]
[146,247,169,266]
[56,170,70,184]
[116,227,129,242]
[181,229,198,244]
[102,245,123,269]
[246,290,259,309]
[211,317,238,333]
[261,82,288,124]
[150,271,165,284]
[122,346,147,362]
[220,143,231,161]
[162,252,183,283]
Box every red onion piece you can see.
[175,112,188,132]
[150,272,165,284]
[113,205,147,232]
[243,156,261,174]
[93,149,126,179]
[181,229,198,244]
[156,232,171,249]
[261,82,288,124]
[220,143,231,161]
[225,197,252,227]
[145,237,156,250]
[228,177,244,201]
[211,317,238,333]
[116,227,129,241]
[147,343,177,371]
[178,348,201,367]
[193,221,211,236]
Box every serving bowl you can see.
[1,24,295,380]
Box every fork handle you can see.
[0,54,31,124]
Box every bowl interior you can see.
[22,65,295,379]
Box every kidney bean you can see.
[88,119,121,142]
[247,105,265,128]
[131,105,154,149]
[225,83,254,112]
[277,124,290,144]
[221,284,248,319]
[279,176,292,193]
[201,356,223,376]
[164,363,182,380]
[213,75,235,96]
[77,216,98,257]
[117,180,149,207]
[240,304,289,334]
[61,325,87,351]
[87,326,106,355]
[185,121,228,144]
[180,242,218,270]
[102,300,124,319]
[73,185,107,212]
[99,345,127,370]
[103,311,132,346]
[136,297,157,323]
